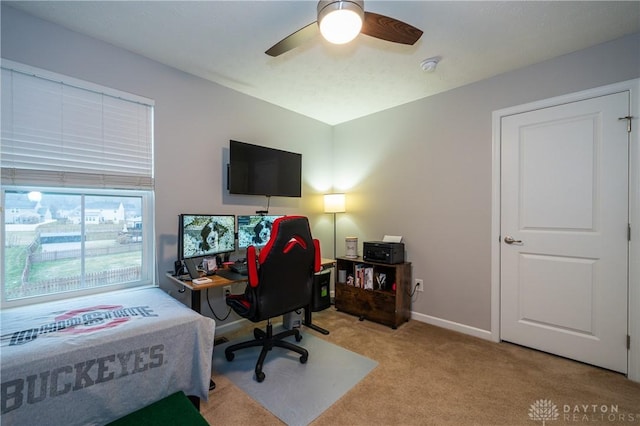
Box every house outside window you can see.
[1,60,155,307]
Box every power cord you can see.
[407,282,420,299]
[206,288,232,321]
[256,195,271,215]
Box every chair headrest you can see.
[258,216,312,264]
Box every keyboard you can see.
[230,263,248,276]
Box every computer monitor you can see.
[237,215,283,249]
[178,214,236,260]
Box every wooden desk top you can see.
[166,258,335,292]
[320,258,336,267]
[166,271,246,291]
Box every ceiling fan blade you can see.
[265,22,319,57]
[361,12,423,45]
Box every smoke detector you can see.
[420,56,440,73]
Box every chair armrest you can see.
[247,245,259,287]
[313,239,321,273]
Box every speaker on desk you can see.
[311,270,331,312]
[174,260,184,276]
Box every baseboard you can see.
[215,318,248,337]
[217,311,493,343]
[411,311,493,341]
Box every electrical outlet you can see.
[415,279,424,292]
[223,285,231,296]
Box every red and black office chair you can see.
[225,216,321,382]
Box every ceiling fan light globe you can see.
[318,0,364,44]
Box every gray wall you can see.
[2,5,639,332]
[332,32,640,330]
[1,5,334,322]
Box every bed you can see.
[0,286,215,426]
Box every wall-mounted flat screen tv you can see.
[228,140,302,197]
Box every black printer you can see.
[363,241,405,264]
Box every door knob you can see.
[503,235,522,244]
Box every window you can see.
[1,60,155,307]
[3,188,154,304]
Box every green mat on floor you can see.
[106,391,208,426]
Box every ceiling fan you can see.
[265,0,423,57]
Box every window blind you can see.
[1,61,154,190]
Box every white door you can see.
[500,91,629,373]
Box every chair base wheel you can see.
[224,320,309,382]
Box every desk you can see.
[166,258,335,333]
[166,271,246,314]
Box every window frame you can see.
[1,186,156,308]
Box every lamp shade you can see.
[324,193,346,213]
[317,1,364,45]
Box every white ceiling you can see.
[7,1,640,125]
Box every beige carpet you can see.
[201,308,640,425]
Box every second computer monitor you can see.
[237,215,283,249]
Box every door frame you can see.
[490,79,640,382]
